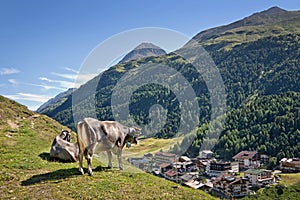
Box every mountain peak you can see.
[134,42,163,50]
[261,6,287,15]
[119,42,166,64]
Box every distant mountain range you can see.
[36,7,300,159]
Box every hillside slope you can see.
[0,95,214,199]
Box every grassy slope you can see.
[123,137,183,158]
[280,173,300,186]
[0,96,215,199]
[243,174,300,200]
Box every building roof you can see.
[179,156,191,162]
[280,158,300,164]
[155,152,177,157]
[159,163,172,168]
[198,160,209,166]
[200,150,213,154]
[213,174,249,186]
[180,174,194,182]
[164,170,177,177]
[244,169,270,175]
[184,180,204,189]
[233,151,257,160]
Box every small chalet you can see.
[244,169,274,187]
[280,158,300,172]
[212,175,251,198]
[233,151,259,169]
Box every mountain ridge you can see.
[190,6,300,50]
[36,88,75,113]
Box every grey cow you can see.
[50,130,79,162]
[77,117,141,176]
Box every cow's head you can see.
[59,130,71,142]
[128,126,141,145]
[129,126,141,136]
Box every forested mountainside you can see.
[38,7,300,158]
[183,92,300,160]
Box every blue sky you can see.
[0,0,299,110]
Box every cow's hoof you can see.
[79,168,84,175]
[88,169,93,176]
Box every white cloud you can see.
[51,72,77,80]
[4,93,52,103]
[43,71,97,89]
[8,79,19,86]
[65,67,79,74]
[39,77,77,89]
[27,83,66,91]
[0,67,20,75]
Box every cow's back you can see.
[77,118,99,151]
[77,118,126,151]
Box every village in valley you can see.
[128,150,300,198]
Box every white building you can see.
[199,150,213,159]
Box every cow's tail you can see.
[77,121,86,156]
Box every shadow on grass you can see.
[21,167,79,186]
[38,152,76,163]
[21,166,112,186]
[39,152,51,161]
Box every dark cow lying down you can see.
[77,117,141,176]
[50,130,79,162]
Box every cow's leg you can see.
[117,148,123,170]
[86,153,93,176]
[78,151,84,175]
[85,142,98,176]
[107,151,113,168]
[77,141,85,175]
